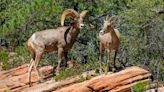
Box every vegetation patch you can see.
[0,0,163,83]
[132,81,148,92]
[0,50,9,69]
[54,67,81,81]
[15,45,29,60]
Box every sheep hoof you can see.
[55,70,60,75]
[105,71,108,75]
[112,67,116,72]
[29,82,32,87]
[56,72,60,76]
[38,78,44,83]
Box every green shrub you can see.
[15,44,29,60]
[54,67,81,81]
[0,50,9,62]
[0,50,9,69]
[4,89,12,92]
[132,81,148,92]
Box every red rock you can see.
[55,66,151,92]
[0,64,28,80]
[0,64,53,92]
[0,84,8,92]
[0,65,153,92]
[11,66,28,76]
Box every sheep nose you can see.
[80,24,84,28]
[100,30,104,34]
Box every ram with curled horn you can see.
[27,9,88,86]
[99,15,120,73]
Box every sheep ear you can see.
[80,10,88,19]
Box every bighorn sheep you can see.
[99,16,120,72]
[27,9,88,86]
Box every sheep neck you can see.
[64,26,80,46]
[69,26,80,38]
[108,27,119,40]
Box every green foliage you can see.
[15,44,29,60]
[54,67,81,81]
[0,0,163,82]
[78,74,93,83]
[78,77,86,83]
[54,62,96,81]
[0,50,9,69]
[119,0,163,79]
[1,0,63,47]
[0,50,9,62]
[132,81,148,92]
[0,49,26,70]
[4,89,12,92]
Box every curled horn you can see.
[80,10,88,20]
[61,9,79,26]
[108,16,116,22]
[108,16,117,26]
[105,15,109,21]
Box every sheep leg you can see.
[64,51,68,67]
[99,43,103,65]
[34,52,43,83]
[29,58,33,67]
[28,58,34,87]
[106,49,110,73]
[99,43,103,73]
[114,49,118,68]
[56,48,63,74]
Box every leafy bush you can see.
[54,67,81,81]
[132,81,148,92]
[0,0,163,83]
[0,50,9,62]
[0,50,9,69]
[15,44,29,60]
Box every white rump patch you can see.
[114,29,120,39]
[31,33,36,42]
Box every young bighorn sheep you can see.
[27,9,88,86]
[99,16,120,72]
